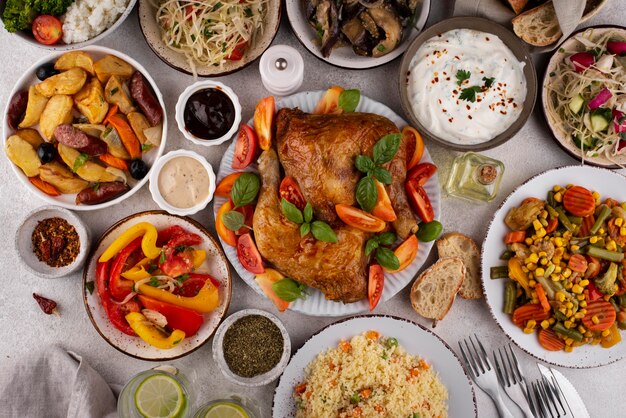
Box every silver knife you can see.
[537,363,591,418]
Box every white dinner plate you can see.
[214,90,441,317]
[82,211,231,361]
[286,0,431,69]
[272,315,476,417]
[482,165,626,368]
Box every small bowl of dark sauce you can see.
[175,81,242,147]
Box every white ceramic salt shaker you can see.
[259,45,304,96]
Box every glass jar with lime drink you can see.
[193,399,258,418]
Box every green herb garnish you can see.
[272,278,307,302]
[338,89,360,113]
[459,86,482,103]
[85,281,95,295]
[73,153,89,172]
[222,210,245,232]
[455,69,471,86]
[149,277,160,287]
[280,199,337,242]
[230,172,260,208]
[482,77,495,88]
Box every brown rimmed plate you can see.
[82,211,231,361]
[398,16,537,151]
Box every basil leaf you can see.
[376,247,400,270]
[230,173,260,207]
[272,278,307,302]
[355,155,375,173]
[356,176,377,212]
[377,232,396,246]
[372,167,392,185]
[73,153,89,172]
[304,202,313,223]
[372,133,401,165]
[85,281,95,295]
[338,89,360,113]
[311,221,338,243]
[300,222,311,237]
[281,198,304,224]
[365,238,378,256]
[221,210,245,231]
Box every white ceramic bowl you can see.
[175,81,242,147]
[212,309,291,387]
[149,149,216,216]
[15,205,90,279]
[2,45,167,211]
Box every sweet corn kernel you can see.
[554,266,562,274]
[535,267,545,277]
[622,202,626,211]
[592,315,600,325]
[553,185,562,192]
[526,263,537,271]
[591,339,600,345]
[540,210,548,219]
[537,228,547,238]
[602,329,611,337]
[585,331,593,338]
[621,227,626,236]
[559,307,567,315]
[578,325,586,333]
[566,282,573,290]
[566,301,574,309]
[580,308,587,314]
[592,191,601,200]
[575,313,585,320]
[566,309,574,317]
[615,218,624,227]
[604,294,612,301]
[522,266,530,273]
[564,345,573,352]
[577,295,586,301]
[529,279,537,287]
[598,228,605,235]
[590,236,598,244]
[570,245,580,252]
[566,184,574,189]
[572,284,584,294]
[554,192,563,202]
[552,274,562,282]
[527,320,537,328]
[565,338,574,346]
[541,320,550,329]
[580,279,589,287]
[564,320,573,329]
[540,257,548,265]
[526,253,539,264]
[523,328,534,334]
[606,240,617,252]
[580,302,587,308]
[563,268,572,278]
[549,318,556,325]
[525,238,534,245]
[556,292,566,302]
[533,220,543,231]
[554,237,564,247]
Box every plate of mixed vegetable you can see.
[482,165,626,367]
[82,211,231,360]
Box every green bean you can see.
[590,205,611,235]
[586,246,625,262]
[535,275,556,299]
[568,216,583,225]
[554,310,568,322]
[553,322,583,342]
[491,266,510,280]
[618,321,626,331]
[590,238,605,248]
[617,294,626,308]
[610,298,620,313]
[500,250,514,260]
[556,207,576,233]
[504,282,517,314]
[547,192,557,208]
[546,205,560,219]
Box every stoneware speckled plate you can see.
[137,0,281,76]
[482,165,626,368]
[214,90,441,317]
[82,211,231,361]
[272,315,477,417]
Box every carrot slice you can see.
[582,300,616,332]
[99,153,129,171]
[568,254,588,273]
[563,185,596,217]
[535,283,551,312]
[579,215,595,237]
[295,384,307,395]
[512,304,550,327]
[103,104,118,125]
[108,114,141,159]
[538,329,565,351]
[28,176,61,196]
[545,217,558,234]
[504,231,527,244]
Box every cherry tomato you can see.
[279,176,306,210]
[159,247,195,278]
[138,295,204,336]
[405,180,434,223]
[215,172,243,197]
[403,126,424,170]
[32,15,63,45]
[368,264,384,311]
[227,41,248,60]
[237,233,265,274]
[407,163,437,187]
[255,268,290,312]
[173,273,221,297]
[385,235,418,273]
[335,204,386,232]
[313,86,344,115]
[371,179,396,222]
[216,200,237,246]
[232,124,258,169]
[253,96,275,151]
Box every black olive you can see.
[129,159,149,180]
[36,63,59,81]
[37,142,56,163]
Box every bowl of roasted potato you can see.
[3,45,166,210]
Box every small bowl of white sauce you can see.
[149,149,216,216]
[399,17,537,151]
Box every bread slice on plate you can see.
[437,233,483,300]
[506,0,529,15]
[410,257,465,322]
[512,1,562,46]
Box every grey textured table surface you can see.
[1,1,626,417]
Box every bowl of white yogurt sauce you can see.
[399,17,537,151]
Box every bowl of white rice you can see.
[5,0,137,50]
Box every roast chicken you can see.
[252,108,417,303]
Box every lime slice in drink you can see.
[204,402,249,418]
[134,374,186,418]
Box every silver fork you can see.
[459,335,514,418]
[531,377,568,418]
[493,344,535,418]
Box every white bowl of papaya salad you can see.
[482,165,626,368]
[543,26,626,168]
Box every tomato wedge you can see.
[173,273,221,297]
[138,295,204,336]
[216,200,237,246]
[563,185,596,217]
[371,179,397,222]
[156,225,185,246]
[255,268,290,312]
[368,264,384,311]
[405,180,434,223]
[385,235,418,273]
[232,125,258,169]
[109,237,144,301]
[232,204,254,235]
[237,233,265,274]
[215,172,243,197]
[32,15,63,45]
[227,41,248,60]
[407,163,437,186]
[253,96,275,150]
[403,126,424,170]
[335,204,386,232]
[279,176,306,210]
[313,86,344,114]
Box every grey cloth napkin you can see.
[0,346,117,418]
[453,0,586,52]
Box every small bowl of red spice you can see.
[15,206,90,279]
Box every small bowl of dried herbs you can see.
[15,205,90,279]
[212,309,291,387]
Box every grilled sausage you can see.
[7,90,28,130]
[129,71,163,126]
[54,124,107,156]
[75,182,129,205]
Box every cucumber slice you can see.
[572,133,597,150]
[568,94,585,114]
[590,108,612,132]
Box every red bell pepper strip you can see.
[95,260,140,336]
[173,273,221,297]
[138,295,204,336]
[109,237,143,301]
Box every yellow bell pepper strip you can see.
[99,222,161,262]
[125,312,186,349]
[508,258,530,292]
[136,280,219,313]
[121,257,153,281]
[192,250,206,268]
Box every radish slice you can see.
[596,54,614,73]
[588,88,613,110]
[614,109,626,133]
[570,52,595,73]
[607,41,626,57]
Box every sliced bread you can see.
[437,233,483,300]
[410,257,465,322]
[512,1,562,46]
[505,0,529,15]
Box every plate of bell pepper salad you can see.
[482,165,626,368]
[82,211,231,360]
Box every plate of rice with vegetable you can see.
[272,315,476,418]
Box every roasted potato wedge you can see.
[18,86,49,128]
[74,78,109,124]
[94,55,133,83]
[54,51,95,75]
[15,128,44,148]
[5,134,41,177]
[40,95,73,140]
[39,162,89,194]
[101,126,130,159]
[127,112,151,144]
[57,144,119,183]
[35,68,87,97]
[104,76,135,114]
